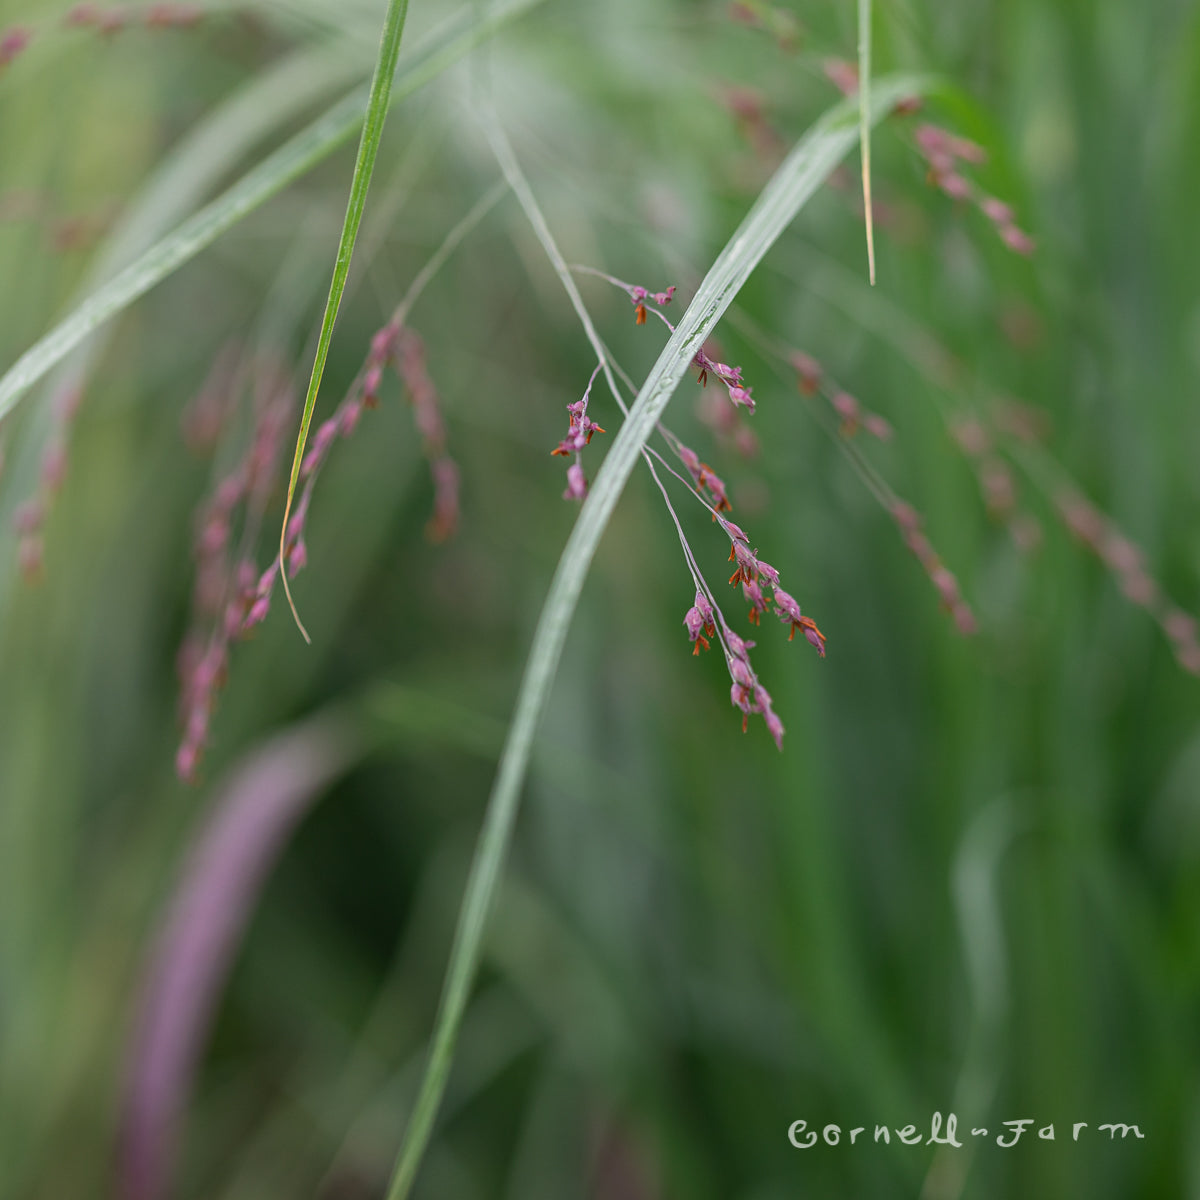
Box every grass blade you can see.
[382,72,930,1200]
[859,0,876,285]
[0,0,546,428]
[275,0,411,642]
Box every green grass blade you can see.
[382,72,931,1200]
[0,0,546,428]
[275,0,412,642]
[859,0,876,285]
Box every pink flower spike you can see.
[915,124,948,156]
[999,224,1035,256]
[790,351,822,395]
[363,364,384,399]
[773,587,803,626]
[235,559,256,595]
[763,706,785,751]
[935,171,972,201]
[0,26,32,67]
[338,401,363,438]
[831,391,859,419]
[724,629,755,660]
[1177,643,1200,676]
[980,196,1013,224]
[891,501,922,534]
[12,499,42,536]
[175,736,202,785]
[684,591,716,654]
[677,443,703,487]
[1164,610,1197,645]
[286,538,307,578]
[728,386,755,413]
[64,3,101,25]
[426,456,460,543]
[802,623,827,656]
[930,565,961,609]
[952,602,978,636]
[742,579,770,624]
[563,461,588,501]
[774,587,826,655]
[699,464,732,513]
[863,413,893,440]
[370,323,398,361]
[1120,570,1157,608]
[18,534,43,581]
[653,287,676,305]
[951,417,990,457]
[823,57,859,96]
[242,595,269,631]
[241,565,277,632]
[301,418,338,477]
[719,518,750,545]
[947,133,987,164]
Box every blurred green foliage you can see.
[1,0,1198,1197]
